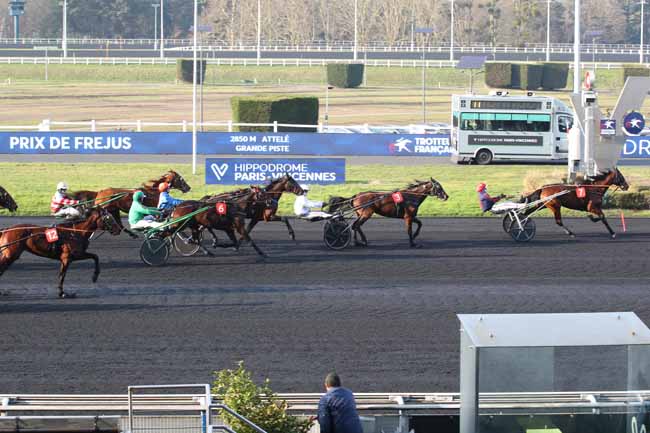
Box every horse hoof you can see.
[92,274,99,283]
[611,234,617,240]
[59,292,77,299]
[411,243,423,249]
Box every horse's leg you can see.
[412,216,423,239]
[0,245,22,278]
[404,214,420,248]
[352,211,371,247]
[57,253,74,299]
[206,227,220,248]
[548,202,575,237]
[588,203,616,239]
[246,218,259,236]
[282,217,296,241]
[194,227,214,256]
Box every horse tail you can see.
[520,189,541,204]
[326,196,353,213]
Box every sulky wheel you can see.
[173,228,203,257]
[323,219,352,251]
[502,213,515,233]
[140,236,171,266]
[509,218,536,242]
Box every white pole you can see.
[450,0,454,61]
[325,86,330,127]
[353,0,358,61]
[546,0,551,62]
[153,4,158,50]
[257,0,261,63]
[160,0,164,59]
[641,0,646,64]
[62,0,67,58]
[573,0,581,94]
[192,0,198,174]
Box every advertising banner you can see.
[205,158,346,185]
[0,132,451,156]
[621,137,650,158]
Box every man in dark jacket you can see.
[317,373,363,433]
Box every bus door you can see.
[556,114,573,154]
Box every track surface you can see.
[1,216,649,394]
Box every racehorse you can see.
[0,207,121,298]
[202,174,304,240]
[71,170,191,238]
[521,168,629,238]
[172,188,270,257]
[327,178,449,248]
[0,186,18,212]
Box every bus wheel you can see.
[475,149,493,165]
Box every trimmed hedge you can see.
[603,191,650,210]
[231,95,319,132]
[541,63,569,90]
[485,63,512,88]
[176,59,207,84]
[485,62,568,90]
[327,63,364,88]
[623,65,650,83]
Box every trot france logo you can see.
[388,138,412,153]
[623,112,645,136]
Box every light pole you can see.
[353,0,358,61]
[325,85,333,127]
[546,0,551,62]
[62,0,67,58]
[449,0,455,61]
[641,0,647,64]
[160,0,164,58]
[416,27,434,124]
[151,3,159,50]
[585,31,603,67]
[573,0,580,94]
[192,0,198,174]
[257,0,261,64]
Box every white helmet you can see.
[57,182,68,191]
[300,184,310,192]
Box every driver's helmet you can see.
[300,184,310,193]
[133,191,145,203]
[158,182,170,193]
[57,181,68,192]
[476,182,487,193]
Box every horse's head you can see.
[0,186,18,212]
[613,168,630,191]
[166,170,191,193]
[267,174,304,195]
[91,207,122,236]
[428,177,449,201]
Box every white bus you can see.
[450,92,574,164]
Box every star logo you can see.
[623,112,646,136]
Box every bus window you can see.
[460,112,551,132]
[558,115,573,133]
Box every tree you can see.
[212,362,313,433]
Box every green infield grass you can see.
[2,162,649,218]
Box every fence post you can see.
[91,119,96,132]
[273,121,278,133]
[136,120,142,132]
[228,120,233,132]
[183,120,187,132]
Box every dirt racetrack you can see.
[1,216,649,394]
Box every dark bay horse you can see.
[172,188,270,257]
[522,168,629,238]
[327,178,449,248]
[0,186,18,212]
[0,207,121,298]
[202,174,304,240]
[71,170,191,237]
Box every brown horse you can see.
[202,174,304,240]
[0,186,18,212]
[0,207,121,298]
[522,168,629,239]
[327,178,449,248]
[171,188,269,257]
[71,170,191,238]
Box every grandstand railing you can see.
[2,391,650,416]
